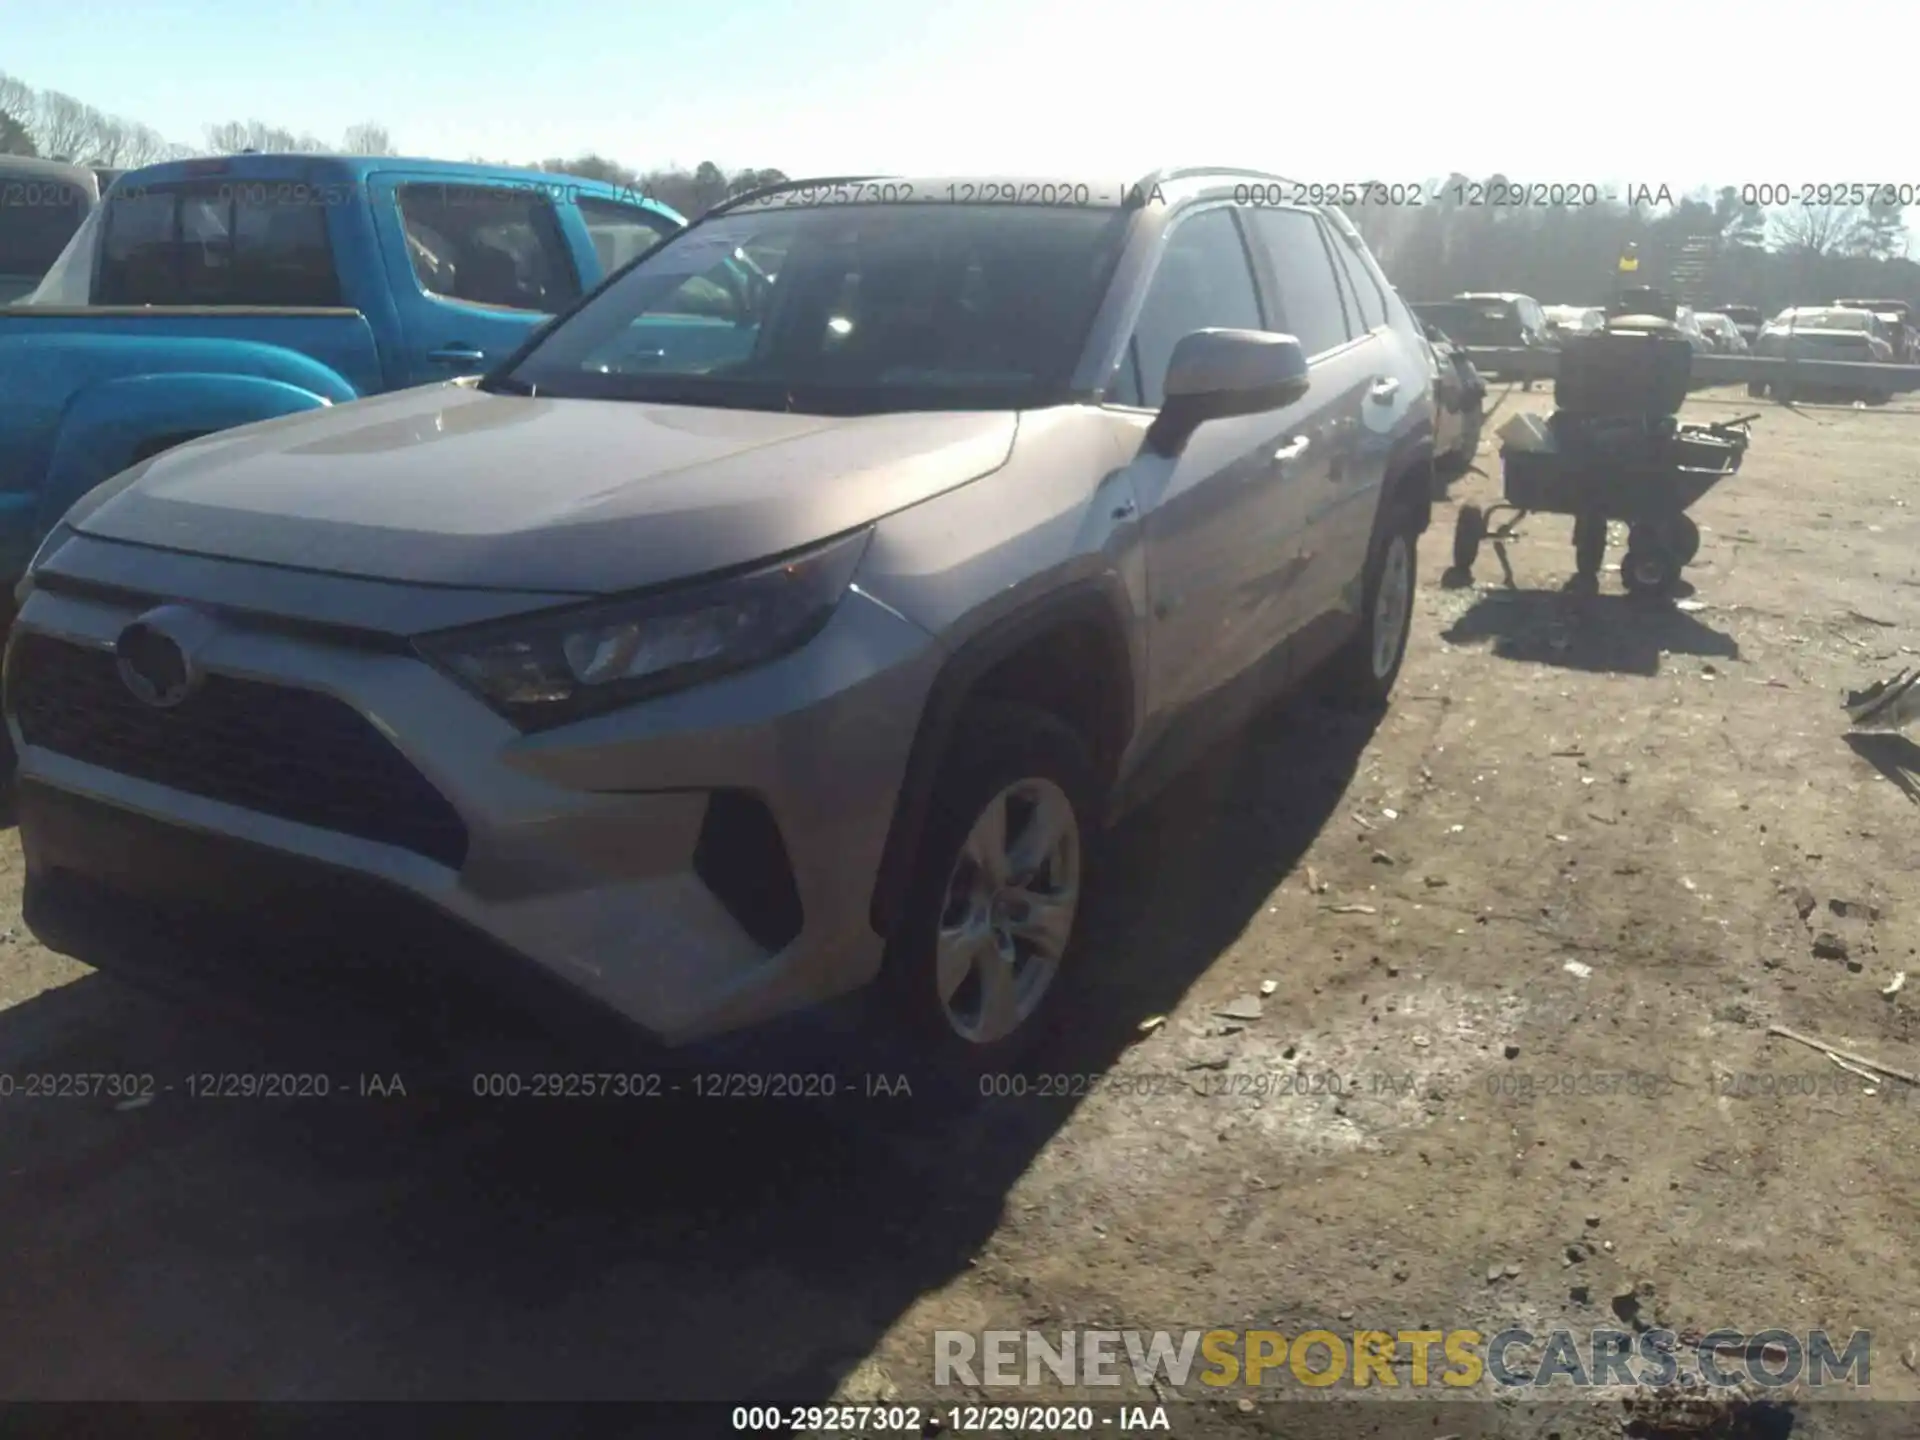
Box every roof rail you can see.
[702,174,892,219]
[1136,165,1298,193]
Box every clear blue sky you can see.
[6,0,1913,189]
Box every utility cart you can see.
[1450,326,1754,596]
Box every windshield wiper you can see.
[480,374,536,396]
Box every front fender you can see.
[34,372,341,541]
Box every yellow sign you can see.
[1618,254,1639,272]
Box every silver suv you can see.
[6,170,1437,1091]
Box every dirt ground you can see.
[2,385,1918,1438]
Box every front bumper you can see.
[8,553,940,1047]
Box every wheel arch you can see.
[867,580,1136,940]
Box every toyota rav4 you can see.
[6,169,1437,1094]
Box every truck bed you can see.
[0,306,385,398]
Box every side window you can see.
[1244,207,1353,357]
[1327,229,1387,331]
[97,183,341,306]
[394,184,580,313]
[576,197,677,275]
[1115,207,1263,409]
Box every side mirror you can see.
[1145,329,1310,457]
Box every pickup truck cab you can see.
[0,153,686,597]
[0,158,105,305]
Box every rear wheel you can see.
[1747,380,1768,399]
[1329,499,1420,706]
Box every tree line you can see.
[4,68,1913,301]
[1348,175,1917,313]
[0,70,781,220]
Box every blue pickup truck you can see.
[0,153,686,602]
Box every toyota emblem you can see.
[115,606,213,708]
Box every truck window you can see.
[97,183,342,307]
[395,185,579,313]
[0,179,89,279]
[576,197,677,274]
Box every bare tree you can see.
[31,89,94,161]
[204,119,331,155]
[341,123,394,156]
[0,72,36,129]
[0,110,33,157]
[1772,203,1868,257]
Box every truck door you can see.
[367,173,586,388]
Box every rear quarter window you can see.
[97,182,342,307]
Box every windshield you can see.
[498,202,1133,413]
[0,176,90,277]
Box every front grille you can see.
[8,632,469,868]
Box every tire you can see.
[1453,504,1486,573]
[875,701,1099,1106]
[1747,381,1768,398]
[1661,513,1701,566]
[1328,498,1420,707]
[1621,544,1676,597]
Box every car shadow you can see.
[1439,588,1741,677]
[0,693,1379,1404]
[1844,731,1920,804]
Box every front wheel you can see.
[1329,501,1420,706]
[875,702,1099,1104]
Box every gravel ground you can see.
[1,386,1917,1438]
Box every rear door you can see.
[1240,205,1383,662]
[569,195,679,280]
[367,174,586,386]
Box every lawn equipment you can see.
[1450,328,1755,596]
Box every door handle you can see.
[428,345,487,366]
[1272,436,1310,464]
[1368,377,1400,403]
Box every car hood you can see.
[72,383,1020,594]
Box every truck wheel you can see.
[1453,504,1486,572]
[1747,381,1768,399]
[876,701,1098,1107]
[1329,499,1420,707]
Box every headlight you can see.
[414,527,872,730]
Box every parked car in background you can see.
[1832,298,1915,360]
[1751,306,1895,401]
[1694,313,1751,354]
[0,157,105,305]
[1416,319,1487,471]
[5,169,1440,1094]
[0,152,686,608]
[1542,304,1603,340]
[1714,304,1764,346]
[1411,293,1552,386]
[1672,307,1715,354]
